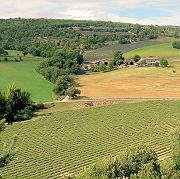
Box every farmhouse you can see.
[92,59,109,66]
[125,58,136,66]
[140,57,160,66]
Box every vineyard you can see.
[84,40,166,61]
[0,100,180,178]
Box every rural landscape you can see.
[0,1,180,178]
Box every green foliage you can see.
[119,37,130,44]
[160,59,169,67]
[99,63,107,72]
[172,41,180,49]
[37,51,83,83]
[66,87,81,98]
[77,146,160,179]
[139,59,146,66]
[154,62,160,67]
[170,126,180,170]
[133,55,141,62]
[0,119,5,132]
[90,65,98,72]
[0,135,17,167]
[107,61,114,71]
[53,75,77,96]
[0,85,32,124]
[113,51,125,65]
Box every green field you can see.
[124,42,180,58]
[0,61,53,102]
[6,50,33,57]
[0,100,179,178]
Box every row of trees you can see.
[36,51,82,98]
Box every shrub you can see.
[65,87,81,98]
[160,59,168,67]
[99,63,107,72]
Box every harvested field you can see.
[78,58,180,99]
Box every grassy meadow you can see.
[0,61,53,102]
[124,42,180,58]
[0,100,179,178]
[78,58,180,99]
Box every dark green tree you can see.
[160,59,168,67]
[133,55,141,62]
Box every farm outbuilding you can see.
[92,59,110,66]
[125,58,136,66]
[139,57,160,66]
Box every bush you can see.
[160,59,168,67]
[99,63,107,72]
[65,87,81,98]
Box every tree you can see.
[22,50,28,56]
[160,59,168,67]
[53,75,77,96]
[107,61,114,71]
[133,55,141,62]
[0,85,32,124]
[139,59,146,66]
[66,87,81,98]
[99,63,107,72]
[113,51,125,65]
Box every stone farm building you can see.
[125,58,136,66]
[92,59,109,66]
[140,57,160,66]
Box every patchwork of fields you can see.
[0,100,179,178]
[0,61,53,102]
[84,40,167,61]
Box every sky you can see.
[0,0,180,26]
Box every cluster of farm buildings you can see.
[84,56,160,70]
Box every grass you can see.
[0,100,180,178]
[0,61,53,102]
[84,40,167,62]
[124,42,180,58]
[6,50,33,57]
[78,58,180,99]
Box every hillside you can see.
[0,100,180,178]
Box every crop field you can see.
[84,40,167,61]
[6,50,33,57]
[0,61,53,102]
[0,100,179,178]
[124,42,180,58]
[78,58,180,99]
[80,31,130,35]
